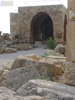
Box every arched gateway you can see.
[30,12,53,42]
[10,5,66,43]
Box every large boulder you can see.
[16,79,75,99]
[0,87,44,100]
[5,47,17,53]
[11,56,55,76]
[55,44,66,54]
[18,44,33,50]
[2,65,39,91]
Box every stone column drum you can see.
[65,0,75,86]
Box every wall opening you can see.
[64,14,67,42]
[30,12,53,42]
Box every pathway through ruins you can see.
[0,47,49,67]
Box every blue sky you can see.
[0,0,67,34]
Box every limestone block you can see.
[0,47,4,54]
[71,21,75,61]
[5,48,17,53]
[2,66,39,91]
[65,62,75,86]
[11,56,55,76]
[18,44,33,50]
[10,44,18,50]
[45,56,66,60]
[55,65,62,75]
[55,44,66,54]
[2,61,12,70]
[16,79,75,98]
[25,54,40,61]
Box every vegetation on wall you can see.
[60,8,68,14]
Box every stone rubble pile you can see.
[0,53,75,100]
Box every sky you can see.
[0,0,68,34]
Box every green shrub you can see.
[46,37,57,50]
[62,70,65,73]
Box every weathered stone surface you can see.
[1,33,10,40]
[45,50,56,55]
[0,87,44,100]
[10,44,18,50]
[45,56,66,60]
[55,32,62,38]
[45,58,62,75]
[18,44,33,50]
[11,56,55,76]
[5,42,12,47]
[65,62,75,86]
[2,61,12,70]
[2,66,39,91]
[5,47,17,53]
[1,70,9,79]
[0,67,4,83]
[65,0,75,86]
[55,65,62,75]
[0,67,4,75]
[16,79,75,99]
[0,47,4,54]
[25,54,40,61]
[10,5,66,43]
[55,44,66,54]
[35,41,42,47]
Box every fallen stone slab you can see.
[0,87,45,100]
[11,56,55,76]
[18,44,33,50]
[2,66,39,91]
[16,79,75,99]
[5,47,17,53]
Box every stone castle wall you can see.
[10,5,66,43]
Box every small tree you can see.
[46,37,57,50]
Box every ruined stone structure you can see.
[65,0,75,86]
[10,5,66,43]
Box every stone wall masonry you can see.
[10,13,19,39]
[10,5,66,43]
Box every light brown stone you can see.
[2,61,12,70]
[65,0,75,86]
[65,62,75,86]
[25,54,40,61]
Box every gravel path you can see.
[0,48,48,67]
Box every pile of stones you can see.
[0,54,75,100]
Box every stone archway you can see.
[30,12,53,42]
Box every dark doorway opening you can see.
[30,12,53,42]
[64,14,67,42]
